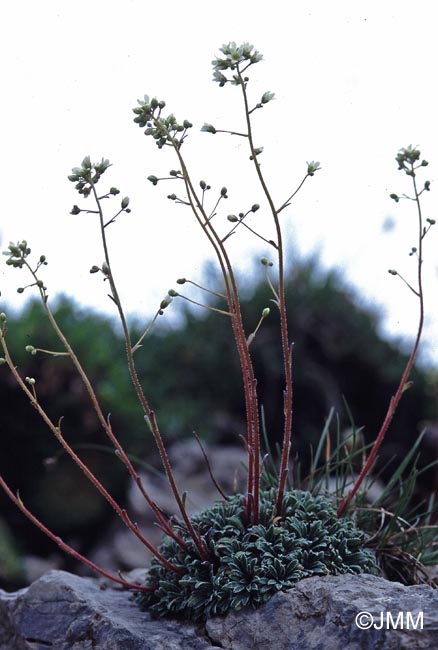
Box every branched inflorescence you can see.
[0,42,434,621]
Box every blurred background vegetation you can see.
[0,254,436,590]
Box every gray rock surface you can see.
[1,570,438,649]
[0,570,214,650]
[207,573,438,649]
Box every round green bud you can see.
[262,307,270,317]
[25,376,36,386]
[388,269,397,275]
[40,255,46,263]
[221,187,228,197]
[0,358,6,365]
[260,257,268,266]
[25,345,37,355]
[176,278,186,284]
[227,214,238,222]
[251,204,260,212]
[110,187,120,195]
[168,289,179,297]
[17,287,24,294]
[0,313,7,322]
[102,262,110,275]
[90,265,99,274]
[121,196,130,209]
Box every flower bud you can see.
[261,91,275,104]
[160,297,172,310]
[90,265,99,274]
[176,278,186,284]
[201,123,217,134]
[227,214,238,222]
[0,358,6,365]
[102,261,110,275]
[262,307,270,317]
[168,289,179,297]
[25,345,37,355]
[251,204,260,212]
[25,377,36,386]
[221,187,228,197]
[121,196,130,209]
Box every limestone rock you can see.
[206,573,438,649]
[0,570,214,650]
[1,570,438,649]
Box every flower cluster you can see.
[212,41,263,86]
[133,95,192,149]
[68,156,111,197]
[137,489,379,621]
[395,145,428,177]
[3,241,32,269]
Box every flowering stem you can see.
[337,162,425,517]
[0,475,157,592]
[90,182,210,560]
[168,137,261,524]
[0,333,183,574]
[237,66,293,516]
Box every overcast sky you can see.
[1,1,437,366]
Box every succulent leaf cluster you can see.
[137,489,379,621]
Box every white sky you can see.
[1,1,437,366]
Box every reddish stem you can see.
[338,167,425,517]
[0,475,155,592]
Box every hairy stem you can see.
[237,67,293,516]
[91,183,210,559]
[337,166,425,517]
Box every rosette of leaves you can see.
[137,489,379,621]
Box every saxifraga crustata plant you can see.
[0,42,435,621]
